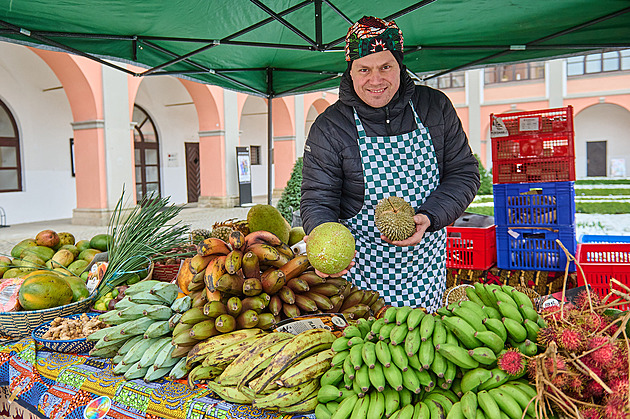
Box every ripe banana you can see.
[253,379,319,409]
[204,255,227,292]
[205,381,253,404]
[198,237,231,257]
[186,328,264,364]
[224,249,243,275]
[278,348,334,387]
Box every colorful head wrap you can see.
[345,16,404,62]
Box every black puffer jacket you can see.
[300,67,480,235]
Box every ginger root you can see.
[42,313,107,340]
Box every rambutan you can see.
[565,373,585,396]
[586,336,615,365]
[537,326,557,346]
[541,304,564,321]
[608,378,629,394]
[584,379,605,399]
[603,400,629,419]
[558,328,584,352]
[544,355,567,374]
[574,289,601,310]
[578,407,603,419]
[497,348,526,376]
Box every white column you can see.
[294,94,305,159]
[102,64,134,206]
[224,89,239,197]
[546,59,565,108]
[466,69,483,157]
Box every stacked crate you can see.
[490,106,577,271]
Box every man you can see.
[300,16,480,312]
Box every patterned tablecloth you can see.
[0,338,313,419]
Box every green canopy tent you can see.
[1,0,629,202]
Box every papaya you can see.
[18,270,74,310]
[60,244,79,258]
[20,245,55,262]
[62,275,90,302]
[35,230,60,248]
[11,239,36,259]
[3,268,27,279]
[78,249,101,263]
[89,234,112,252]
[17,254,47,270]
[75,240,91,252]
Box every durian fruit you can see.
[374,196,416,241]
[210,226,234,243]
[190,229,212,245]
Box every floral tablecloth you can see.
[0,338,312,419]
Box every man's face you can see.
[350,50,401,109]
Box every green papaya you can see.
[11,239,36,259]
[89,234,112,252]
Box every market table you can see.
[0,338,311,419]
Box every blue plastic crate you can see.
[493,181,575,228]
[580,234,630,244]
[496,225,576,271]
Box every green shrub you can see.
[277,157,303,222]
[475,154,493,195]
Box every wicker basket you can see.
[443,284,475,306]
[31,312,101,353]
[152,263,180,282]
[0,295,96,339]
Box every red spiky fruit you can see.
[497,349,526,376]
[584,379,605,399]
[602,402,629,419]
[578,407,603,419]
[574,289,601,310]
[558,328,584,352]
[565,374,585,395]
[587,335,615,365]
[537,326,557,345]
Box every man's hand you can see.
[303,235,356,278]
[381,213,431,247]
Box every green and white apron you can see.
[341,102,446,312]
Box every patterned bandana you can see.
[345,16,404,62]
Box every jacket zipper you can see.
[385,106,392,136]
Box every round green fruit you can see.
[306,222,355,275]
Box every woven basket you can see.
[31,312,101,353]
[443,284,475,307]
[0,295,96,339]
[152,263,180,282]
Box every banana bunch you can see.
[316,297,540,419]
[87,280,192,382]
[187,328,337,414]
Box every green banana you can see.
[395,306,413,325]
[523,319,540,342]
[383,363,404,391]
[405,326,422,357]
[123,361,150,380]
[519,305,540,323]
[500,383,536,417]
[389,342,409,372]
[331,350,349,367]
[144,365,172,382]
[415,367,435,388]
[113,360,132,374]
[86,323,125,341]
[432,318,447,345]
[397,404,415,419]
[250,328,336,393]
[418,336,435,370]
[488,388,523,419]
[153,344,180,369]
[355,363,371,393]
[401,366,422,394]
[362,341,377,369]
[120,317,157,336]
[279,348,334,387]
[98,310,129,325]
[513,339,538,357]
[343,354,355,380]
[431,351,448,378]
[502,317,527,342]
[316,404,333,419]
[122,337,159,365]
[349,341,365,370]
[332,337,352,352]
[473,330,505,354]
[481,305,502,320]
[367,390,385,419]
[424,393,453,415]
[452,306,487,332]
[492,289,518,308]
[343,325,362,339]
[383,306,398,324]
[465,286,485,307]
[496,301,523,323]
[419,314,436,342]
[114,296,135,310]
[167,357,190,380]
[478,368,510,391]
[125,280,163,295]
[460,391,478,419]
[442,316,482,349]
[390,324,409,346]
[117,335,144,356]
[435,343,479,370]
[149,282,179,305]
[331,393,358,419]
[375,340,392,368]
[473,283,494,308]
[282,394,319,414]
[128,290,167,305]
[460,368,494,393]
[379,323,396,341]
[368,361,386,392]
[510,289,533,309]
[482,318,507,342]
[370,317,387,335]
[321,366,344,387]
[138,337,172,368]
[142,304,173,320]
[477,390,501,419]
[468,347,497,365]
[170,295,192,313]
[426,399,445,419]
[406,308,425,330]
[383,386,401,417]
[143,320,174,339]
[447,402,464,419]
[318,385,343,403]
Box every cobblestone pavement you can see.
[0,204,267,256]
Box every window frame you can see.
[484,62,545,84]
[132,104,162,200]
[0,99,22,193]
[567,49,630,77]
[250,145,262,166]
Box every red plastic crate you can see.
[446,225,496,270]
[491,106,573,137]
[492,156,575,184]
[576,243,630,309]
[492,132,574,162]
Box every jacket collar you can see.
[339,65,416,123]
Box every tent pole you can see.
[267,68,273,205]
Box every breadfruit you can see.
[374,196,416,242]
[247,204,291,244]
[306,222,355,275]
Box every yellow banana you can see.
[185,328,264,364]
[278,348,335,387]
[204,255,227,292]
[198,237,231,257]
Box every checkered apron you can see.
[342,102,446,312]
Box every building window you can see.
[567,49,630,76]
[250,145,261,165]
[485,62,545,84]
[426,71,465,89]
[0,100,21,193]
[132,105,161,201]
